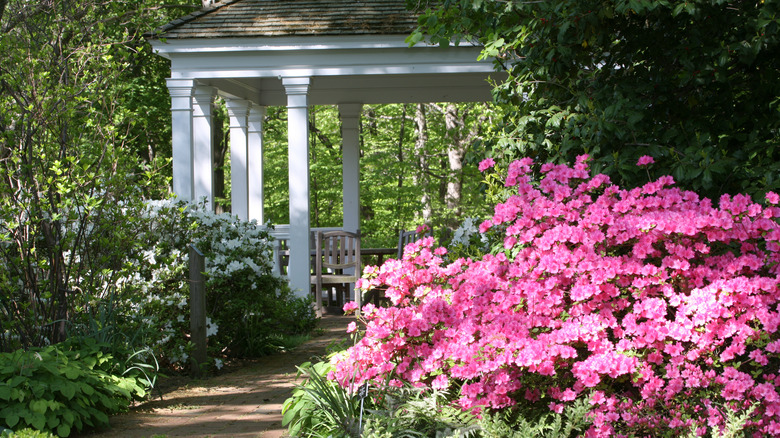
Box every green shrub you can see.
[0,339,149,437]
[0,428,56,437]
[116,199,317,371]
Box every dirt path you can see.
[78,315,351,438]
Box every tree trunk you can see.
[395,104,407,231]
[413,104,432,223]
[212,100,227,214]
[444,103,465,215]
[310,108,319,227]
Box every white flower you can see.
[206,317,219,337]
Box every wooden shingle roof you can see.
[150,0,420,39]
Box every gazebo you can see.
[148,0,500,296]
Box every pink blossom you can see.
[478,158,496,172]
[329,157,780,436]
[431,374,449,390]
[346,321,357,333]
[342,301,359,314]
[637,155,655,166]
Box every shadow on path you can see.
[77,314,352,438]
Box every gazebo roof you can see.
[150,0,419,39]
[147,0,499,107]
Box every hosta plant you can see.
[0,338,149,436]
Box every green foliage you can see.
[208,275,317,357]
[363,387,480,438]
[0,429,56,438]
[282,360,362,438]
[0,339,151,437]
[412,0,780,200]
[682,404,756,438]
[286,368,592,438]
[478,398,592,438]
[0,0,197,352]
[260,104,496,248]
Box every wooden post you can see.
[189,245,207,377]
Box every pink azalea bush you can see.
[332,156,780,436]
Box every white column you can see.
[225,99,250,220]
[283,77,311,298]
[339,103,362,233]
[166,79,195,200]
[192,85,215,209]
[247,106,266,223]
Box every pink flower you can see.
[328,156,780,437]
[478,158,496,172]
[637,155,655,166]
[346,321,357,334]
[767,192,780,205]
[432,374,449,390]
[343,301,359,314]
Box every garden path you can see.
[78,315,351,438]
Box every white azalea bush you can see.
[117,199,316,371]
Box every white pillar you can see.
[283,77,311,298]
[192,85,215,209]
[339,103,362,233]
[247,106,266,223]
[166,79,195,200]
[226,99,250,220]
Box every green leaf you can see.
[80,383,95,396]
[30,412,46,430]
[29,399,48,414]
[46,411,60,429]
[8,376,26,388]
[92,410,109,427]
[0,385,10,401]
[5,412,19,429]
[281,401,301,426]
[61,410,75,427]
[57,423,72,437]
[64,367,80,380]
[59,382,77,400]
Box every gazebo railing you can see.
[269,225,396,304]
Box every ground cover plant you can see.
[332,156,780,436]
[0,338,149,436]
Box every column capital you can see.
[282,77,311,94]
[247,105,266,122]
[224,99,250,124]
[282,77,311,108]
[166,78,196,96]
[339,103,363,120]
[192,86,214,118]
[192,84,215,100]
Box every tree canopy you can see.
[410,0,780,200]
